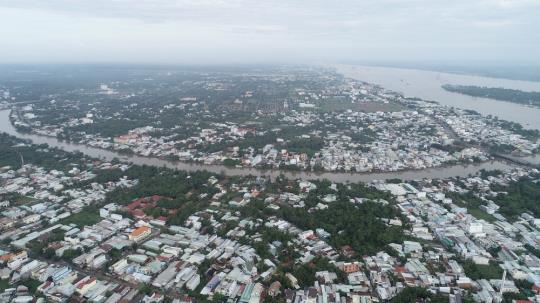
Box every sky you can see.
[0,0,539,64]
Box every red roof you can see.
[126,199,143,210]
[180,296,193,303]
[75,277,96,289]
[157,255,170,262]
[130,226,150,238]
[132,209,145,218]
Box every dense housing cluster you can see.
[1,66,540,303]
[1,131,540,302]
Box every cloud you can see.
[0,0,538,63]
[483,0,540,8]
[473,19,516,27]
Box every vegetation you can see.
[487,143,516,154]
[502,292,530,303]
[525,244,540,259]
[446,192,495,222]
[0,279,10,292]
[285,257,346,287]
[20,278,41,294]
[284,137,324,157]
[486,119,540,141]
[462,259,503,280]
[389,287,451,303]
[59,205,102,228]
[442,84,540,107]
[491,179,540,218]
[267,180,405,255]
[278,203,404,255]
[61,248,83,260]
[138,283,154,295]
[101,166,219,225]
[223,158,241,167]
[0,133,88,171]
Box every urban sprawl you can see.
[0,66,539,303]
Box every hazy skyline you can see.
[0,0,539,64]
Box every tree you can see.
[390,287,431,303]
[138,283,153,295]
[43,248,56,260]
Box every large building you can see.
[129,226,151,242]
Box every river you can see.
[0,109,516,182]
[336,65,540,130]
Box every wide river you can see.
[337,65,540,130]
[0,109,516,182]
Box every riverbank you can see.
[0,109,520,182]
[441,84,540,109]
[335,65,540,130]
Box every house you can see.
[342,262,361,273]
[186,274,200,291]
[268,281,281,297]
[129,226,151,242]
[0,251,28,264]
[143,292,164,303]
[111,259,129,275]
[75,277,97,295]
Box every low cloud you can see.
[0,0,538,63]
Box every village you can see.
[1,129,540,302]
[7,68,538,174]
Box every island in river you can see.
[442,84,540,108]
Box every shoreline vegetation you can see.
[2,116,510,177]
[442,84,540,108]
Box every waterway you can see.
[0,110,516,182]
[336,65,540,130]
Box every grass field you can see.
[59,207,102,228]
[468,208,496,223]
[13,194,37,206]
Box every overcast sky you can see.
[0,0,539,64]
